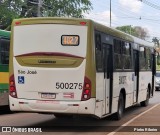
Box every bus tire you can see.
[140,90,149,107]
[155,87,159,91]
[114,93,124,120]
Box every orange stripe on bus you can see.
[0,72,9,83]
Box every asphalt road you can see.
[0,91,160,135]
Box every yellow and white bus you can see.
[9,18,156,119]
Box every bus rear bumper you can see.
[9,96,96,115]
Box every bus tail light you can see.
[80,22,87,25]
[15,21,21,25]
[81,76,91,101]
[9,74,17,98]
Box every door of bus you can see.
[151,53,156,97]
[133,50,139,103]
[102,44,113,115]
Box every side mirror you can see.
[157,54,160,65]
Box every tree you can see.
[116,25,149,40]
[0,1,20,30]
[134,26,149,40]
[44,0,92,18]
[152,37,160,47]
[0,0,92,30]
[116,25,135,35]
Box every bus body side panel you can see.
[95,73,104,117]
[0,31,10,106]
[112,72,134,113]
[138,71,152,102]
[0,72,9,106]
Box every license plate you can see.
[41,93,56,99]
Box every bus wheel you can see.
[155,87,159,91]
[140,90,149,107]
[114,93,124,120]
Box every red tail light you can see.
[15,21,21,25]
[81,76,91,101]
[80,22,87,25]
[9,74,17,98]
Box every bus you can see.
[0,30,10,108]
[9,18,156,120]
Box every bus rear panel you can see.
[9,18,96,115]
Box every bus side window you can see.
[0,38,10,65]
[139,46,146,70]
[146,48,151,70]
[114,39,122,70]
[95,33,103,72]
[122,42,132,69]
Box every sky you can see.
[84,0,160,42]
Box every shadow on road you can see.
[0,105,14,115]
[28,103,154,132]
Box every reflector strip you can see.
[63,92,74,98]
[68,104,79,106]
[19,102,28,104]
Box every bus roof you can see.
[131,35,154,48]
[0,29,10,38]
[93,21,154,48]
[12,17,154,48]
[12,17,91,27]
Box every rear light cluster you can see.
[15,21,21,25]
[81,76,91,101]
[9,74,17,98]
[80,22,87,25]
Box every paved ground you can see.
[110,101,160,135]
[0,91,160,135]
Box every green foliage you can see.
[44,0,92,18]
[156,55,160,71]
[0,1,19,30]
[116,25,135,35]
[116,25,149,40]
[0,0,92,30]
